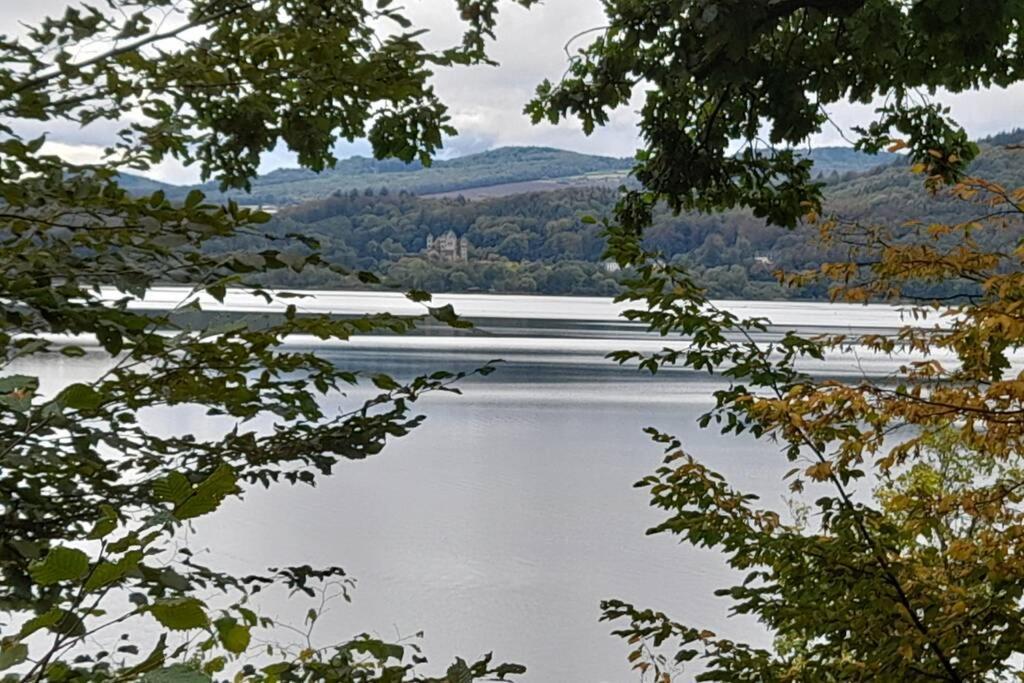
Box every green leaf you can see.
[19,608,85,638]
[493,662,527,677]
[0,374,37,393]
[429,304,473,329]
[0,374,38,411]
[0,643,27,672]
[446,658,473,683]
[87,517,117,540]
[154,472,192,505]
[57,383,103,411]
[428,303,458,324]
[157,567,191,591]
[83,551,141,592]
[261,662,291,677]
[30,546,89,585]
[184,189,204,209]
[220,623,251,654]
[149,598,209,631]
[52,610,86,637]
[173,464,239,520]
[203,657,226,675]
[371,374,400,391]
[121,634,167,679]
[19,609,63,637]
[206,282,227,302]
[9,540,41,560]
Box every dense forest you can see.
[233,133,1024,299]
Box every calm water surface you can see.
[25,292,932,682]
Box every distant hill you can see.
[822,138,1024,223]
[135,144,901,205]
[189,147,635,205]
[803,146,900,177]
[230,136,1023,300]
[115,173,180,194]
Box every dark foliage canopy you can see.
[529,0,1023,228]
[0,1,531,681]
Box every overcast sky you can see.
[5,1,1024,184]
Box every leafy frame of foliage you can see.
[0,1,533,681]
[600,166,1024,682]
[527,0,1024,229]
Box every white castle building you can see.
[424,230,470,262]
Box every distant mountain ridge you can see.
[195,146,635,204]
[113,173,180,194]
[127,144,900,205]
[802,146,900,176]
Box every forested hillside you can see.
[193,147,634,204]
[238,136,1023,299]
[153,144,900,206]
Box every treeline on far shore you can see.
[214,133,1024,300]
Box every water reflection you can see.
[14,294,912,682]
[188,347,795,683]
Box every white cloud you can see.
[811,85,1024,148]
[38,141,106,166]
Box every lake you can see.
[22,291,940,682]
